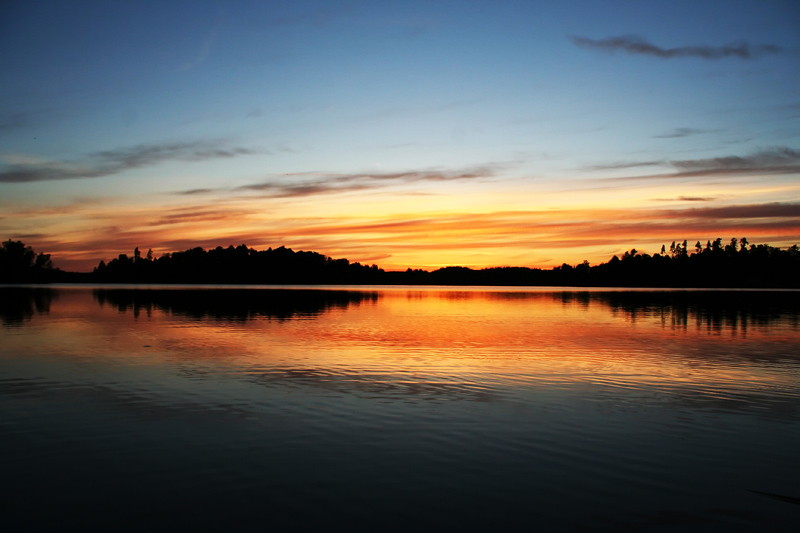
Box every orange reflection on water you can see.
[5,288,798,398]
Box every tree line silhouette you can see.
[2,237,799,287]
[93,245,385,284]
[0,240,56,283]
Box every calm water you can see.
[1,286,799,531]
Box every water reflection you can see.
[2,286,800,531]
[93,287,380,321]
[482,289,800,333]
[2,286,797,333]
[585,290,800,332]
[247,366,496,403]
[0,287,56,326]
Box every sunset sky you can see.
[2,0,799,272]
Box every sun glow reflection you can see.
[11,288,795,398]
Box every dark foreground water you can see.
[1,286,799,531]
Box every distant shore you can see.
[4,239,800,288]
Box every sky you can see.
[1,0,799,272]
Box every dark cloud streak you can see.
[653,128,718,139]
[180,188,215,195]
[571,35,783,60]
[148,209,248,227]
[600,147,800,181]
[675,203,800,220]
[237,166,499,198]
[651,196,717,202]
[586,160,665,171]
[0,140,257,183]
[0,112,30,132]
[671,147,800,175]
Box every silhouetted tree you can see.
[0,240,56,282]
[84,238,800,288]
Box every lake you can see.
[1,286,799,531]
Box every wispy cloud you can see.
[0,112,30,132]
[670,147,800,177]
[0,140,257,183]
[92,142,256,167]
[236,166,501,198]
[676,202,800,219]
[147,208,254,227]
[179,188,216,195]
[599,147,800,181]
[653,128,718,139]
[7,197,105,217]
[178,29,217,72]
[651,196,717,202]
[586,160,665,171]
[570,35,783,60]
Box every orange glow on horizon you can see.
[4,177,799,272]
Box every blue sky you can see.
[2,0,799,271]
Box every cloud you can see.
[570,35,783,60]
[599,147,800,181]
[237,166,500,198]
[242,182,371,198]
[10,233,46,240]
[178,29,217,72]
[679,196,715,202]
[651,196,717,202]
[7,198,104,217]
[0,140,257,183]
[677,202,800,219]
[670,147,800,176]
[147,209,254,227]
[586,160,665,171]
[0,112,29,132]
[653,128,718,139]
[91,142,256,167]
[179,188,216,195]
